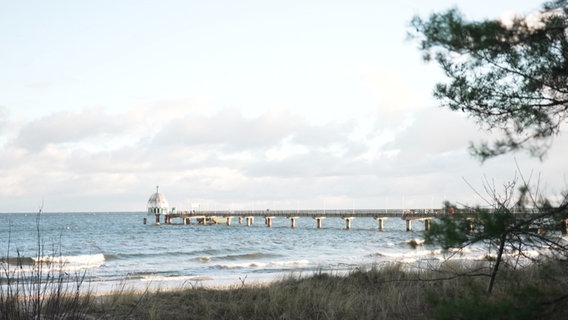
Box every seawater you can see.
[1,211,489,292]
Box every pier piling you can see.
[466,219,474,233]
[343,217,354,229]
[315,217,325,229]
[376,218,385,231]
[289,217,298,228]
[406,220,412,232]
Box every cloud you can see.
[243,150,375,178]
[12,107,123,152]
[0,93,564,212]
[0,106,9,134]
[291,120,355,148]
[359,67,434,125]
[384,106,481,159]
[500,6,566,30]
[149,108,303,151]
[24,81,56,90]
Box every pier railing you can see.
[172,208,440,217]
[166,207,541,219]
[142,207,566,233]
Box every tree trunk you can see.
[487,234,507,295]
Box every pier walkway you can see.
[156,208,442,231]
[145,207,568,232]
[145,187,568,232]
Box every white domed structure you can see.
[147,186,169,215]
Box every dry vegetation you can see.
[2,258,567,319]
[84,260,568,320]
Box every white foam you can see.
[196,256,211,262]
[216,262,268,269]
[33,253,105,270]
[406,238,425,246]
[215,259,310,270]
[269,259,310,267]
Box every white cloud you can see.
[0,0,564,212]
[501,6,566,31]
[150,107,302,151]
[12,107,123,152]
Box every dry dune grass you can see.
[85,261,568,320]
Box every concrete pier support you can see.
[315,217,325,229]
[288,217,298,228]
[343,217,354,229]
[155,214,160,224]
[226,217,232,226]
[184,217,191,225]
[375,218,385,230]
[245,216,254,226]
[238,216,242,224]
[466,219,474,233]
[406,220,412,231]
[266,217,273,227]
[424,219,431,231]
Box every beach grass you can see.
[85,260,568,320]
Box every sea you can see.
[0,211,548,293]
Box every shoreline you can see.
[86,268,331,295]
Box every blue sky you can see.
[1,0,565,212]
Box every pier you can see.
[155,208,440,231]
[145,188,568,233]
[149,208,568,234]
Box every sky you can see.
[1,0,566,213]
